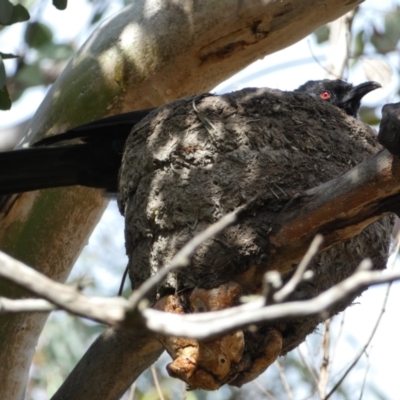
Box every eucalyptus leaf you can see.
[384,9,400,46]
[52,0,67,11]
[353,30,365,58]
[16,63,42,87]
[362,58,393,87]
[0,52,18,59]
[371,28,397,54]
[0,85,11,110]
[359,106,381,127]
[38,43,74,61]
[25,22,53,49]
[0,55,5,88]
[90,10,104,25]
[0,0,13,25]
[7,4,30,25]
[314,25,329,44]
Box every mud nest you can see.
[118,87,393,389]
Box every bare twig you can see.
[192,95,219,143]
[305,340,319,376]
[253,379,278,400]
[323,280,392,400]
[181,381,187,400]
[275,358,295,400]
[143,267,400,339]
[307,40,333,77]
[297,347,319,387]
[299,391,319,400]
[118,265,130,296]
[1,249,400,341]
[0,297,55,313]
[324,232,400,399]
[151,365,165,400]
[127,383,136,400]
[0,251,127,324]
[358,351,370,400]
[274,235,323,302]
[330,313,346,368]
[262,271,282,304]
[318,319,331,398]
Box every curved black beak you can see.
[343,81,382,102]
[338,81,381,117]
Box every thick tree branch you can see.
[267,149,400,275]
[52,328,163,400]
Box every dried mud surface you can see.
[119,88,392,380]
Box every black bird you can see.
[378,102,400,156]
[0,79,381,196]
[295,79,381,118]
[0,108,155,194]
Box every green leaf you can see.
[52,0,67,10]
[0,0,13,25]
[7,4,30,25]
[0,55,5,88]
[353,30,365,58]
[90,10,104,25]
[16,63,42,87]
[0,52,18,59]
[384,8,400,46]
[0,3,30,26]
[359,106,380,126]
[0,85,11,110]
[37,43,74,61]
[25,22,53,49]
[314,25,329,44]
[370,27,396,54]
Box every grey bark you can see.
[51,329,163,400]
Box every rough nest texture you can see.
[118,87,392,389]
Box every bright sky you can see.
[1,0,400,399]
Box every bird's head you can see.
[295,79,381,118]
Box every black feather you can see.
[0,80,381,195]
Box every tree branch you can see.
[1,250,399,341]
[142,268,399,338]
[267,149,400,275]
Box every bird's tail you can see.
[0,107,155,195]
[0,144,121,195]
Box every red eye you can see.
[320,90,331,100]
